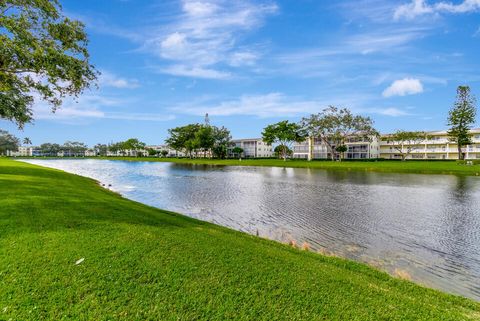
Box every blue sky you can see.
[2,0,480,146]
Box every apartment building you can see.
[293,136,380,160]
[6,146,44,157]
[293,129,480,160]
[380,129,480,160]
[228,138,273,158]
[146,145,186,157]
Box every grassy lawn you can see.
[1,158,479,320]
[83,156,480,176]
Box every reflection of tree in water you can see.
[438,175,479,280]
[451,175,470,202]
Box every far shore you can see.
[10,156,480,176]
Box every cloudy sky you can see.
[2,0,480,145]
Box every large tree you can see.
[262,120,305,161]
[166,124,202,157]
[1,0,97,127]
[0,129,20,155]
[123,138,146,157]
[447,86,477,160]
[384,130,429,161]
[211,126,231,159]
[39,142,61,156]
[301,106,378,160]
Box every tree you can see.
[147,148,158,157]
[166,124,202,157]
[335,145,348,161]
[1,0,98,127]
[274,145,292,159]
[94,143,108,156]
[62,141,87,156]
[447,86,477,160]
[301,106,378,160]
[122,138,146,157]
[40,142,61,156]
[262,120,305,161]
[160,150,168,158]
[0,129,19,155]
[195,125,214,158]
[232,146,244,159]
[384,130,429,161]
[23,137,31,145]
[211,126,231,159]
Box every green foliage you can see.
[160,150,168,157]
[0,159,479,319]
[166,124,231,158]
[62,141,87,156]
[273,144,292,159]
[22,137,31,145]
[108,138,146,157]
[301,106,378,160]
[447,86,477,160]
[262,120,305,161]
[0,0,98,127]
[385,130,429,161]
[0,129,19,154]
[39,142,61,156]
[231,146,244,158]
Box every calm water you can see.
[22,159,480,300]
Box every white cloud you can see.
[394,0,480,20]
[33,94,174,122]
[99,71,140,89]
[182,1,219,16]
[382,78,424,97]
[228,51,258,67]
[171,92,410,118]
[365,107,411,117]
[161,65,231,79]
[142,0,277,79]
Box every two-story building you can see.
[228,138,273,158]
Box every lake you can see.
[22,159,480,300]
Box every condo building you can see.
[293,136,380,160]
[228,138,273,158]
[292,129,480,160]
[380,129,480,160]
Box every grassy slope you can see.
[0,158,479,320]
[87,157,480,176]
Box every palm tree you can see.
[23,137,32,146]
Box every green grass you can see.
[88,156,480,176]
[1,158,479,320]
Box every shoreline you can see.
[10,156,480,176]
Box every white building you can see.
[6,146,34,157]
[293,136,380,160]
[380,129,480,160]
[293,129,480,160]
[228,138,273,158]
[146,145,186,157]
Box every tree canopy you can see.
[165,123,231,158]
[384,130,429,161]
[262,120,305,161]
[301,106,378,160]
[0,129,20,154]
[447,86,477,160]
[1,0,97,127]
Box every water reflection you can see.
[21,159,480,300]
